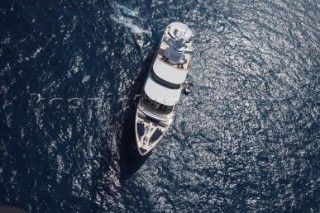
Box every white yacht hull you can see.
[134,22,193,156]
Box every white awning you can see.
[144,75,182,106]
[153,58,188,84]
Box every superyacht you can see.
[135,22,193,156]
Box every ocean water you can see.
[1,0,320,212]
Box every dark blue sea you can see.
[1,0,320,212]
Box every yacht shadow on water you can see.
[119,114,151,181]
[89,54,154,201]
[118,52,154,181]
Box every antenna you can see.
[183,27,188,42]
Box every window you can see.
[151,69,181,89]
[141,92,174,115]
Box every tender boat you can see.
[133,33,144,47]
[134,22,193,156]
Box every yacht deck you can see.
[157,27,193,70]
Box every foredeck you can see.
[138,118,159,150]
[136,109,168,151]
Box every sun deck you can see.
[157,40,192,70]
[157,24,193,70]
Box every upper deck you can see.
[157,23,193,70]
[143,22,193,107]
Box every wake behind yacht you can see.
[135,22,193,156]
